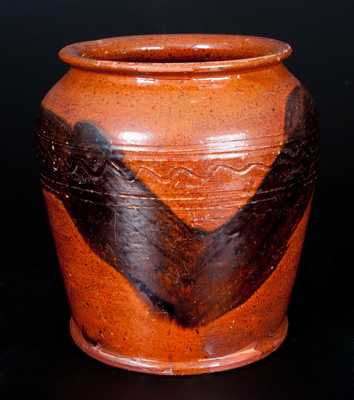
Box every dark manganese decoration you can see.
[37,86,318,327]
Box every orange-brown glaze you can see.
[43,41,298,231]
[44,189,311,369]
[37,35,318,374]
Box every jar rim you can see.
[59,34,292,76]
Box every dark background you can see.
[1,0,353,399]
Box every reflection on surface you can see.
[46,339,306,400]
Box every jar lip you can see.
[59,34,292,76]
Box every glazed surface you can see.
[43,188,311,364]
[37,34,319,373]
[38,86,317,327]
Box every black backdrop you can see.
[1,1,353,399]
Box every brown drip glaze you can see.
[37,34,319,374]
[43,188,312,372]
[37,86,317,327]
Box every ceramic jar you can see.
[36,34,318,375]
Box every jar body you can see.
[37,56,318,374]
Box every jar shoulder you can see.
[41,65,315,149]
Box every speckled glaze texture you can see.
[36,34,319,375]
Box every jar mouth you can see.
[59,34,292,76]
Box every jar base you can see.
[69,317,288,375]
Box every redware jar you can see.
[36,34,319,375]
